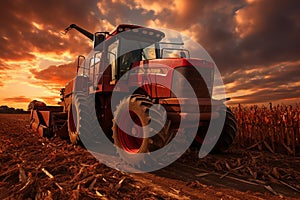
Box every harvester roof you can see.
[107,24,165,43]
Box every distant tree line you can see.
[0,105,29,114]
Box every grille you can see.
[172,66,213,98]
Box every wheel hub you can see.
[117,110,143,153]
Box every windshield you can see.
[118,28,190,60]
[157,29,190,59]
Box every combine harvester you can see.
[30,24,237,166]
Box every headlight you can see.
[130,67,169,76]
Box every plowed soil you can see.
[0,114,300,199]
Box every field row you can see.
[231,103,300,155]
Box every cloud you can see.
[138,0,300,75]
[2,0,299,69]
[133,0,175,14]
[3,96,32,103]
[0,0,101,61]
[0,61,11,70]
[230,85,300,105]
[38,96,61,105]
[2,95,60,108]
[233,0,300,67]
[224,61,300,104]
[30,61,77,90]
[0,61,12,87]
[97,0,155,25]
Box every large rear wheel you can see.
[212,107,237,153]
[195,107,237,153]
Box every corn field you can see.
[231,103,300,156]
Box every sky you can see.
[0,0,299,110]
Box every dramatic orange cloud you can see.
[30,61,77,91]
[3,96,32,103]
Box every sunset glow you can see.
[0,0,299,110]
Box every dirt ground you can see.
[0,114,300,199]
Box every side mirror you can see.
[94,32,105,49]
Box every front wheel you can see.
[112,95,170,166]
